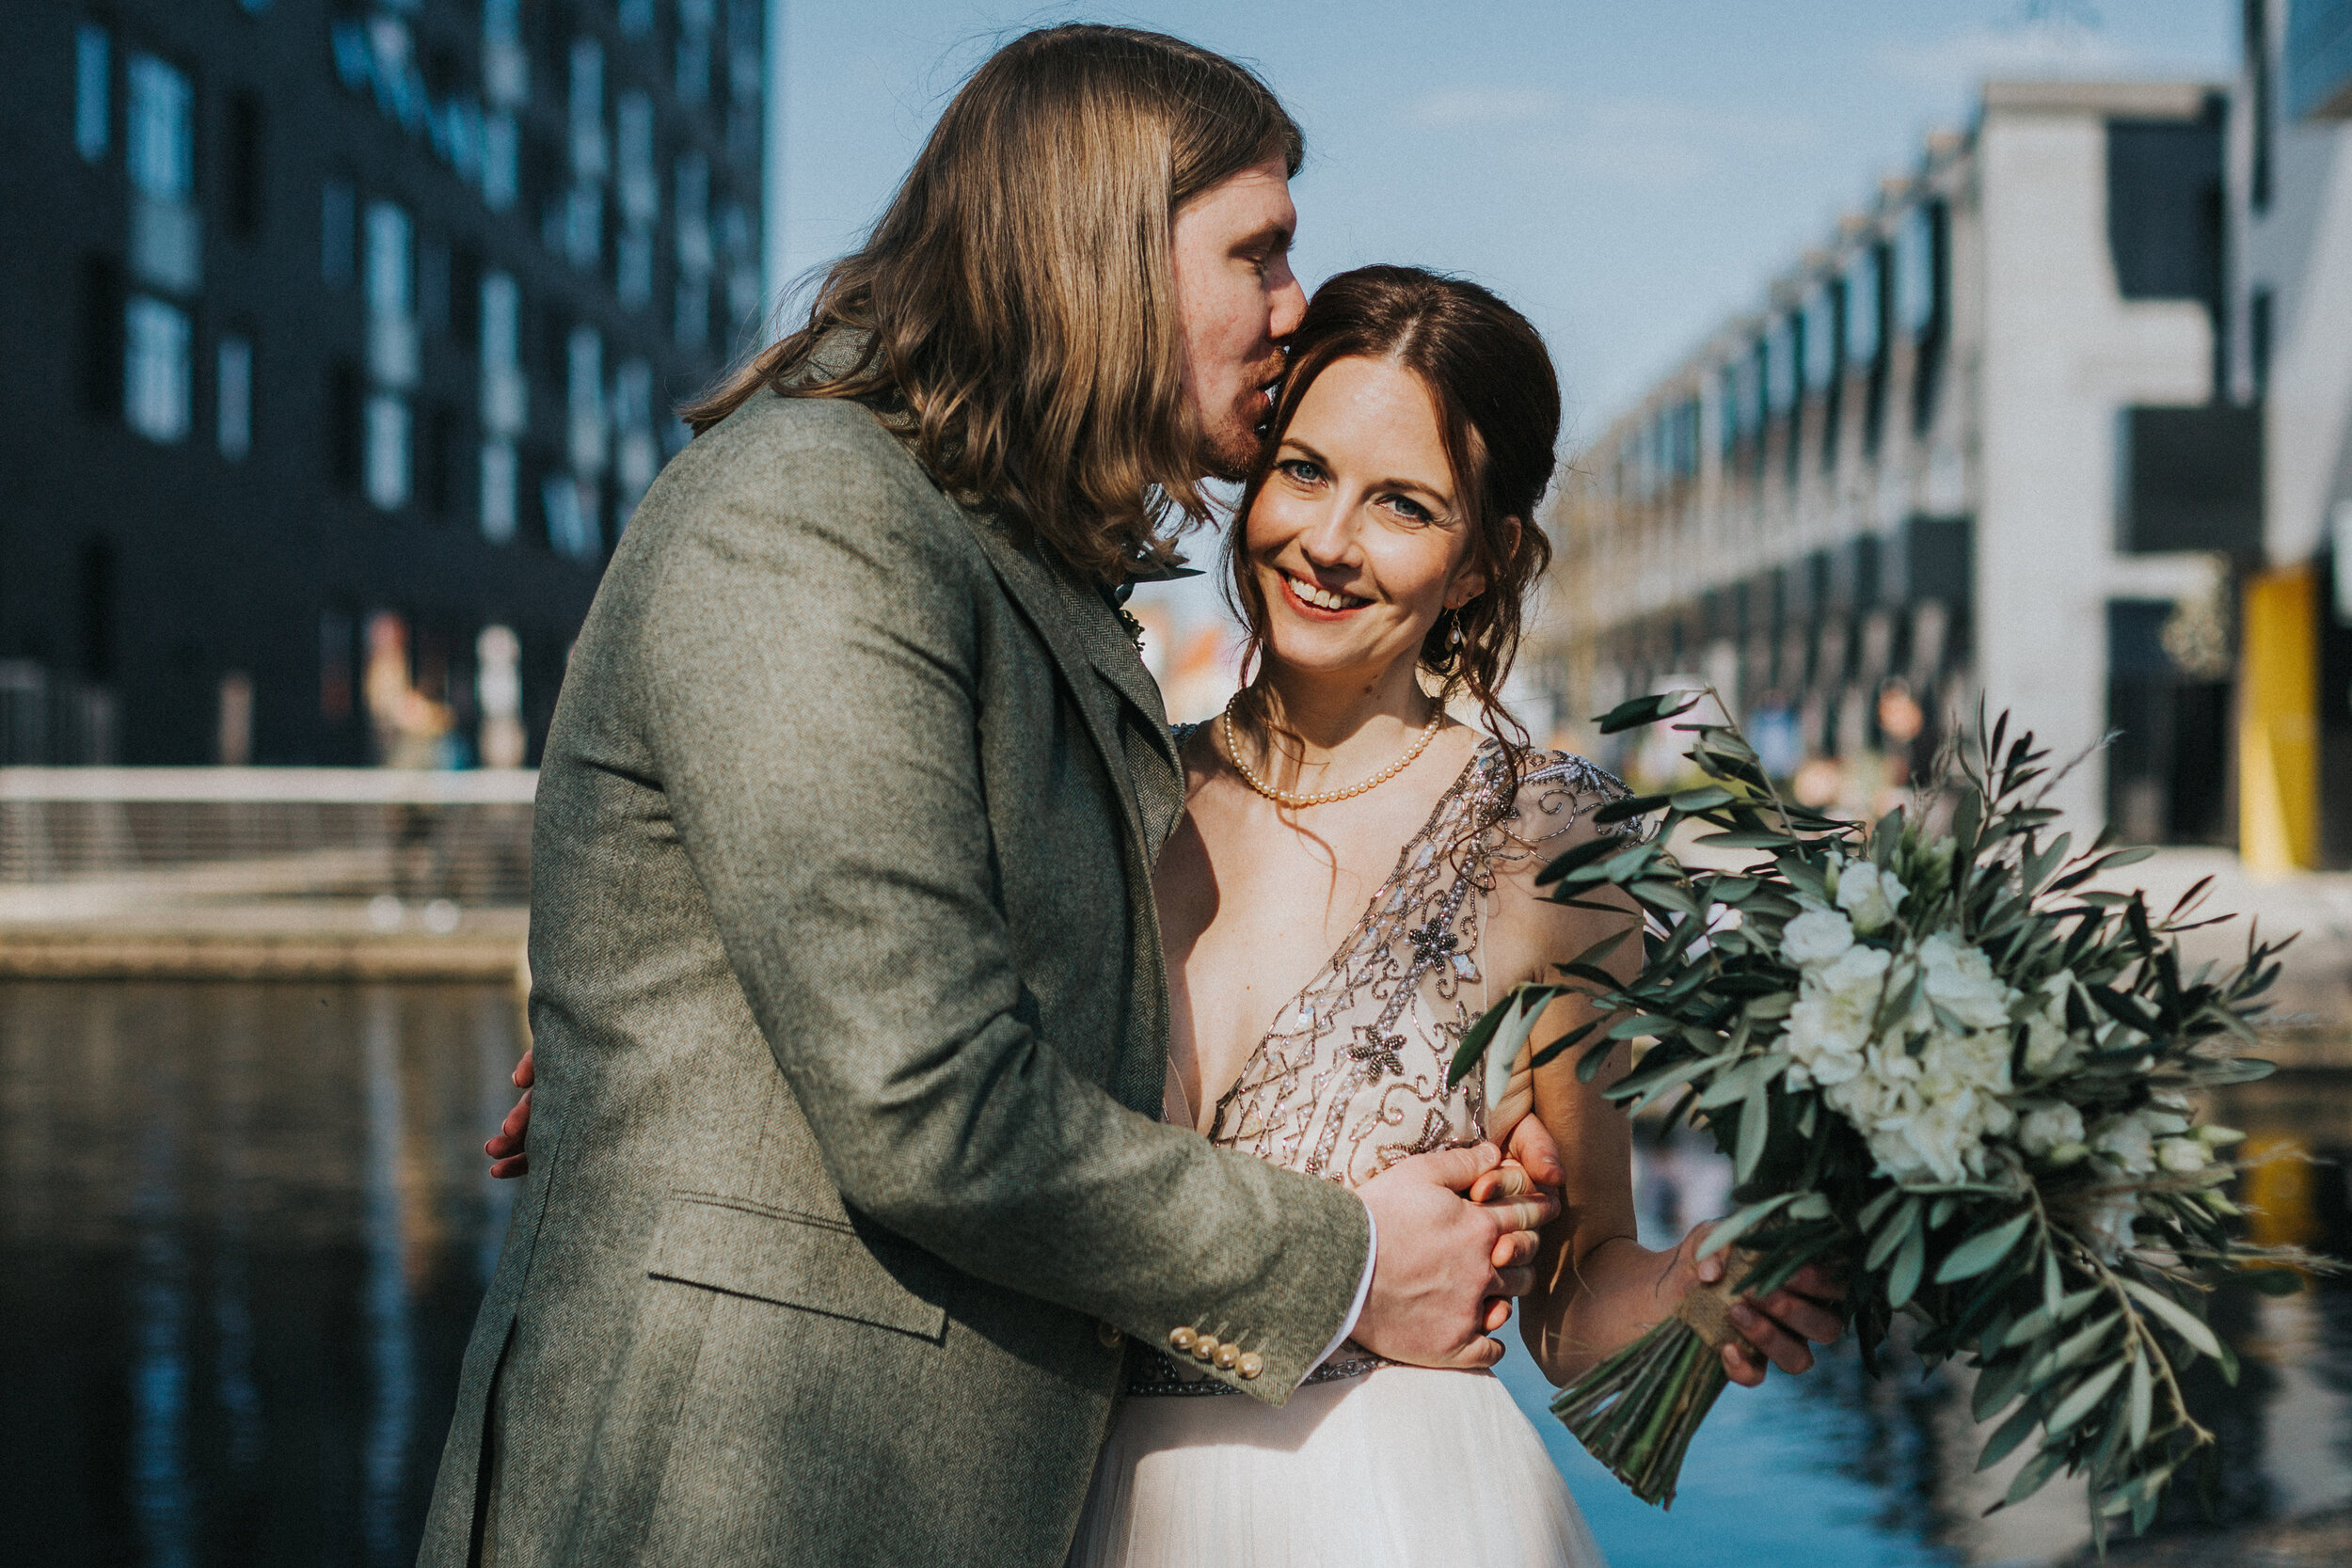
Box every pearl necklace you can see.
[1219,697,1444,808]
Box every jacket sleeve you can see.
[632,401,1368,1401]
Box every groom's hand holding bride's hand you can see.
[1353,1142,1558,1370]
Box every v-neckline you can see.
[1184,736,1500,1132]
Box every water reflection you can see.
[4,982,2349,1566]
[1499,1072,2352,1567]
[0,982,518,1567]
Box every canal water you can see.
[3,979,2349,1567]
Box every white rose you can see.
[1835,861,1908,934]
[1918,932,2015,1030]
[2023,1013,2080,1075]
[1782,909,1856,968]
[2015,1101,2085,1156]
[2093,1113,2157,1176]
[2157,1137,2210,1175]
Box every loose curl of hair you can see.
[680,25,1301,585]
[1227,265,1561,770]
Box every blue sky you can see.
[765,0,2236,439]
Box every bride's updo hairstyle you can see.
[1227,264,1560,755]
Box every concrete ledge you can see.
[0,925,528,982]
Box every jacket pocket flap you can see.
[646,1194,948,1342]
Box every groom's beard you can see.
[1199,363,1286,480]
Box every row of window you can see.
[1617,198,1949,500]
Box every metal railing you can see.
[0,768,538,915]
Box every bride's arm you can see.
[1486,814,1843,1388]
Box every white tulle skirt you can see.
[1066,1364,1607,1567]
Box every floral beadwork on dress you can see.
[1201,738,1630,1191]
[1126,736,1631,1399]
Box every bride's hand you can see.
[1659,1224,1847,1388]
[485,1049,534,1179]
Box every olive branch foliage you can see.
[1445,691,2320,1543]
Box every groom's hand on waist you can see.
[1351,1144,1558,1370]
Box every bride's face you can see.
[1244,355,1486,689]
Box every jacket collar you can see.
[961,516,1181,780]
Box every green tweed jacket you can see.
[415,388,1371,1567]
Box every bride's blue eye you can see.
[1279,458,1322,485]
[1384,494,1433,524]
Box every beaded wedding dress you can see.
[1066,737,1620,1568]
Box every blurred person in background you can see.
[424,26,1565,1568]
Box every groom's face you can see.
[1171,157,1306,480]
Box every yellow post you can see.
[2238,564,2320,873]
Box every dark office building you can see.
[0,0,765,765]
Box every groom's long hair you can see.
[682,25,1300,584]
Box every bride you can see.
[1066,265,1844,1566]
[486,264,1845,1566]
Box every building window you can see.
[619,0,656,39]
[75,23,110,163]
[1718,361,1740,456]
[480,270,526,438]
[217,334,253,459]
[483,112,519,211]
[127,53,199,295]
[364,392,411,510]
[677,0,714,107]
[226,89,265,240]
[542,474,602,561]
[323,177,357,285]
[481,440,518,543]
[484,0,527,110]
[124,293,192,444]
[568,324,607,478]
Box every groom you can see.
[419,25,1560,1568]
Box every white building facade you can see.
[1543,80,2250,848]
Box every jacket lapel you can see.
[961,518,1178,837]
[963,517,1181,1115]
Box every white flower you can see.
[1782,909,1855,968]
[1784,944,1890,1087]
[2092,1113,2157,1176]
[1835,861,1908,934]
[2158,1137,2210,1175]
[2023,1013,2079,1075]
[1917,932,2015,1030]
[2085,1191,2142,1259]
[2016,1101,2085,1156]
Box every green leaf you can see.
[1787,1192,1832,1220]
[1858,1187,1904,1232]
[2004,1443,2067,1507]
[2127,1345,2152,1450]
[1697,1193,1799,1259]
[2119,1278,2222,1361]
[1670,785,1736,812]
[1693,1052,1791,1110]
[1595,690,1704,735]
[1972,1348,2034,1420]
[2046,1357,2127,1436]
[1735,1082,1771,1181]
[1976,1398,2043,1471]
[1866,1198,1921,1272]
[1888,1222,1927,1309]
[1696,829,1797,850]
[1936,1212,2033,1284]
[2008,1287,2100,1344]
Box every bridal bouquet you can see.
[1451,695,2319,1545]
